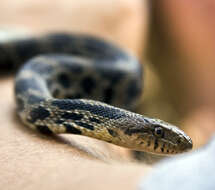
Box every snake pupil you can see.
[154,126,163,137]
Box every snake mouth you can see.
[163,136,193,154]
[152,136,193,155]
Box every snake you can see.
[0,33,192,155]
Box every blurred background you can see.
[1,0,215,175]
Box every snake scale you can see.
[0,33,192,155]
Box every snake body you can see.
[0,33,192,154]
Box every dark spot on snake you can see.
[14,38,41,61]
[29,106,50,123]
[61,112,83,121]
[144,118,149,123]
[47,34,73,51]
[147,140,151,147]
[124,128,147,136]
[107,129,118,137]
[167,149,169,153]
[126,80,141,100]
[0,46,17,71]
[65,93,82,99]
[75,121,94,130]
[64,62,83,73]
[51,99,125,119]
[55,119,64,124]
[81,76,96,94]
[57,73,71,88]
[161,147,164,153]
[100,69,124,83]
[89,117,101,124]
[85,36,129,61]
[154,139,158,150]
[52,88,60,98]
[177,138,181,144]
[36,125,53,135]
[64,124,82,134]
[103,87,114,104]
[82,37,111,58]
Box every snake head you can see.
[119,115,193,155]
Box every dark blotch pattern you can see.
[143,118,149,123]
[64,124,82,134]
[126,80,141,100]
[124,128,147,136]
[75,121,94,130]
[89,117,101,124]
[55,119,64,124]
[61,112,83,121]
[154,139,158,150]
[107,129,118,137]
[14,39,41,62]
[63,62,83,73]
[36,125,53,135]
[161,147,164,153]
[57,73,71,88]
[47,34,73,51]
[0,45,17,71]
[29,106,50,123]
[65,93,82,99]
[177,138,181,144]
[81,76,96,94]
[52,88,60,98]
[52,99,126,120]
[99,69,124,83]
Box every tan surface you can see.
[1,0,147,56]
[0,1,149,190]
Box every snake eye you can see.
[154,126,164,137]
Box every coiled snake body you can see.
[0,33,192,154]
